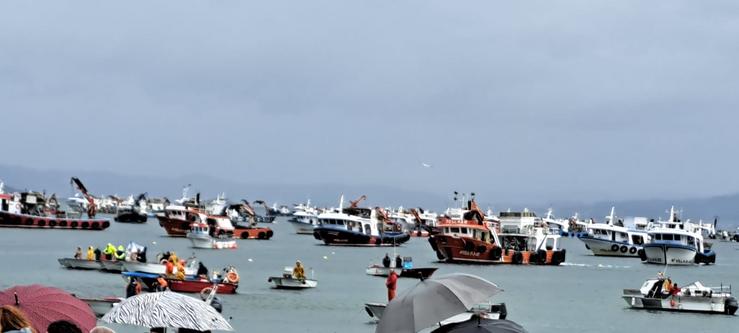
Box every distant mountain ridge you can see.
[1,164,737,228]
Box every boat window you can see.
[364,224,371,235]
[662,234,673,241]
[460,228,468,234]
[450,227,460,233]
[655,234,662,240]
[631,235,643,245]
[687,236,694,243]
[673,235,681,241]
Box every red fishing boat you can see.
[428,197,566,265]
[0,178,110,231]
[167,279,238,294]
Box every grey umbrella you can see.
[431,317,528,333]
[101,291,233,331]
[376,273,502,333]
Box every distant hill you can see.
[1,164,737,228]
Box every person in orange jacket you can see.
[386,270,398,301]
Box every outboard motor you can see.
[210,297,223,313]
[490,303,507,320]
[725,297,738,315]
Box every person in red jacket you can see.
[386,270,398,301]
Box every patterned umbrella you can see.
[0,284,96,333]
[102,291,233,331]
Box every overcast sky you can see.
[1,1,738,204]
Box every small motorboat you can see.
[78,297,122,317]
[58,258,103,270]
[268,267,318,289]
[122,271,239,295]
[623,278,738,314]
[365,257,437,279]
[187,223,238,249]
[365,302,507,322]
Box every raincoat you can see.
[386,271,398,301]
[293,262,305,280]
[86,246,95,261]
[175,262,185,280]
[115,245,126,260]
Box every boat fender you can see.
[81,221,89,229]
[528,251,538,264]
[620,245,628,253]
[536,249,548,265]
[489,246,503,261]
[610,244,620,252]
[551,249,566,265]
[59,221,67,227]
[463,240,475,252]
[512,251,523,265]
[49,220,57,227]
[160,259,168,264]
[71,221,78,228]
[267,230,274,238]
[629,247,637,254]
[37,220,46,227]
[638,249,646,261]
[258,232,266,240]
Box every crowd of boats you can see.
[1,178,738,324]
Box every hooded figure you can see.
[115,245,126,260]
[386,270,398,301]
[292,260,305,281]
[103,243,116,260]
[86,246,95,261]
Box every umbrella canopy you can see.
[102,291,233,331]
[431,318,528,333]
[376,273,501,333]
[0,284,96,333]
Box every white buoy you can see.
[248,258,253,262]
[323,256,328,260]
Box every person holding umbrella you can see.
[0,305,35,333]
[386,270,398,301]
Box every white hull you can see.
[122,262,197,276]
[100,260,124,272]
[288,220,317,234]
[643,244,696,265]
[267,277,318,289]
[58,258,103,270]
[365,265,401,277]
[579,237,641,257]
[188,235,238,249]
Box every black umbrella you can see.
[431,317,528,333]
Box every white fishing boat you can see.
[122,258,199,276]
[186,223,238,249]
[287,200,320,234]
[642,207,716,265]
[623,278,737,314]
[267,267,318,289]
[58,258,103,270]
[578,207,649,257]
[541,208,570,234]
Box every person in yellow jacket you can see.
[115,245,126,261]
[292,260,305,281]
[175,261,186,280]
[103,243,116,260]
[86,246,95,261]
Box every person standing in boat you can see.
[386,270,398,301]
[292,260,306,282]
[125,279,140,298]
[395,255,403,269]
[86,246,95,261]
[155,275,169,291]
[74,247,82,259]
[382,254,391,268]
[197,262,209,279]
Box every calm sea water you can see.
[1,216,737,333]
